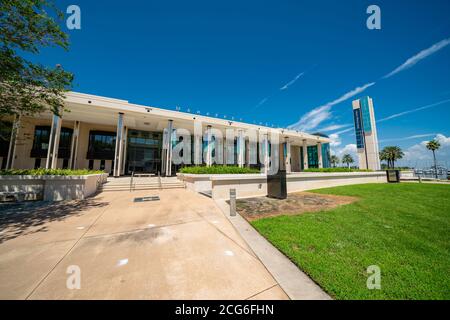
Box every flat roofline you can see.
[64,91,331,143]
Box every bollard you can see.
[418,175,422,183]
[230,188,236,217]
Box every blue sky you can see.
[37,0,450,167]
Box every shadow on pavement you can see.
[0,199,108,243]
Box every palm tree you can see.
[330,155,339,168]
[342,154,354,168]
[379,149,388,168]
[426,139,441,179]
[380,146,404,169]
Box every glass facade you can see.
[0,121,12,158]
[126,130,162,173]
[360,96,372,133]
[87,131,116,160]
[322,143,331,168]
[307,145,318,168]
[353,108,365,149]
[31,126,73,159]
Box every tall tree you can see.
[0,0,73,126]
[380,146,404,169]
[426,139,441,179]
[342,154,354,168]
[330,155,339,168]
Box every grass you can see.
[303,168,373,173]
[0,169,105,176]
[251,183,450,299]
[179,165,260,174]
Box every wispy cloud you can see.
[383,38,450,79]
[290,38,450,133]
[289,82,375,131]
[255,97,269,109]
[334,127,354,135]
[280,72,305,90]
[316,123,353,132]
[380,133,436,143]
[377,98,450,122]
[253,69,309,110]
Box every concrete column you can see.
[206,125,212,166]
[317,142,323,168]
[6,115,20,170]
[164,120,174,176]
[193,120,202,165]
[225,129,235,165]
[69,121,80,169]
[302,139,309,170]
[46,114,62,169]
[263,134,269,175]
[194,134,202,165]
[121,126,128,175]
[113,112,124,177]
[237,130,244,167]
[285,138,291,173]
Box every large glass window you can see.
[126,130,162,173]
[307,145,318,168]
[0,121,12,158]
[322,143,331,168]
[31,126,73,159]
[87,131,116,160]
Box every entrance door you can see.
[126,130,162,174]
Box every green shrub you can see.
[0,169,105,176]
[303,168,373,173]
[179,165,260,174]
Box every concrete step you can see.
[99,182,185,192]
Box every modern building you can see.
[352,96,381,170]
[1,92,331,176]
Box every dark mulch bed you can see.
[236,192,358,221]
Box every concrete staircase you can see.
[99,176,185,192]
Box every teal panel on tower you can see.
[360,96,372,133]
[321,143,331,168]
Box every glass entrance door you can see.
[126,130,162,174]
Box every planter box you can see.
[177,171,387,200]
[0,173,108,201]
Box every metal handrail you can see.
[130,171,135,192]
[158,172,163,190]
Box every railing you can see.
[414,168,449,180]
[130,171,135,192]
[158,172,162,190]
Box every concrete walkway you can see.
[0,189,288,299]
[215,200,331,300]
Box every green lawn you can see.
[251,183,450,299]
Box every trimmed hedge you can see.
[179,165,260,174]
[0,169,105,176]
[303,168,373,173]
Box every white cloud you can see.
[334,127,354,135]
[289,38,450,134]
[254,70,308,110]
[379,133,436,143]
[316,123,352,132]
[383,38,450,79]
[288,82,375,131]
[377,98,450,123]
[331,143,358,166]
[328,133,341,147]
[280,72,305,90]
[400,134,450,167]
